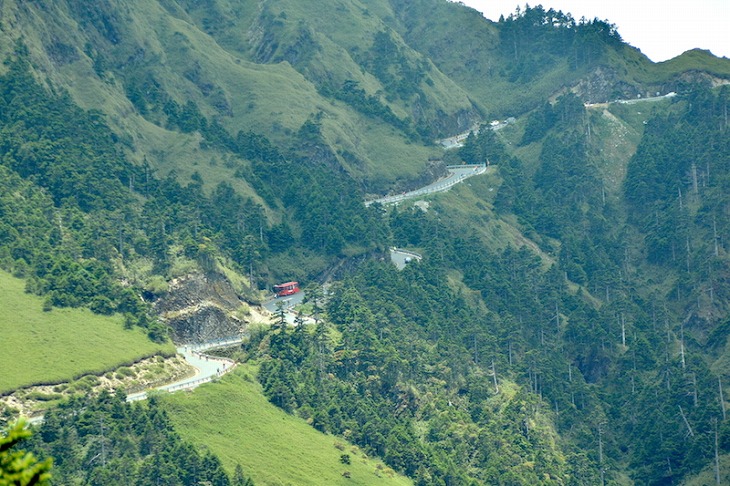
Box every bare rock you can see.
[153,273,248,344]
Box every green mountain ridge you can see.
[2,1,730,484]
[4,0,726,193]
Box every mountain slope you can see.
[0,0,474,191]
[164,366,413,486]
[0,270,174,394]
[1,1,730,484]
[5,0,726,195]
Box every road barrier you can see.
[445,164,484,170]
[391,247,423,261]
[26,336,249,420]
[127,337,244,401]
[158,361,234,393]
[185,335,246,351]
[365,164,487,206]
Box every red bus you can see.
[274,281,300,297]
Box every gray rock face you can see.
[164,303,242,344]
[572,66,639,103]
[153,273,246,344]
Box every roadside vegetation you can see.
[163,366,411,486]
[0,1,729,484]
[0,270,174,394]
[25,391,251,485]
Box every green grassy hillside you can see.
[183,0,479,127]
[163,365,412,486]
[0,1,729,483]
[0,0,468,191]
[0,270,174,393]
[1,0,727,196]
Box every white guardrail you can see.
[126,336,244,401]
[365,164,487,207]
[391,248,422,261]
[187,336,245,352]
[27,336,248,422]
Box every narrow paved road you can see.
[585,91,677,108]
[437,119,514,149]
[126,292,311,403]
[26,339,242,424]
[126,340,239,402]
[26,295,309,423]
[263,291,305,314]
[390,248,422,270]
[262,291,306,325]
[365,164,487,206]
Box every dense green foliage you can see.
[27,391,253,485]
[162,367,411,486]
[249,83,730,485]
[0,53,383,324]
[320,80,414,138]
[0,58,147,319]
[0,59,134,212]
[253,265,586,484]
[0,58,172,333]
[1,1,730,484]
[0,421,52,486]
[625,86,730,268]
[233,115,387,257]
[498,5,623,82]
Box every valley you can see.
[1,1,730,485]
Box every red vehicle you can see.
[274,281,300,297]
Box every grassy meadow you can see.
[163,365,412,486]
[0,270,174,393]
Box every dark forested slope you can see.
[1,1,730,485]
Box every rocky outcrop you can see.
[665,70,730,91]
[572,65,730,105]
[153,273,248,344]
[163,302,243,344]
[571,66,640,103]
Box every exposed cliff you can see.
[153,273,253,344]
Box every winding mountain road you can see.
[126,340,240,402]
[129,291,308,402]
[27,339,242,424]
[365,164,488,206]
[26,131,489,425]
